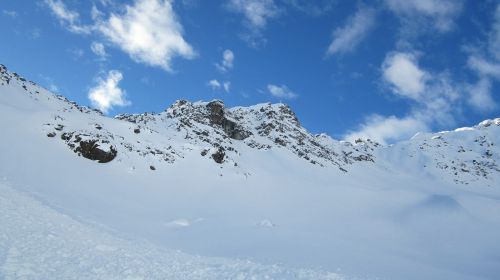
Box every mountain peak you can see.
[1,64,499,186]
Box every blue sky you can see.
[1,0,499,143]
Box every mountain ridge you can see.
[1,63,499,186]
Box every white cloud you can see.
[90,42,107,58]
[2,10,17,18]
[227,0,279,46]
[489,5,500,60]
[223,81,231,92]
[88,70,130,113]
[91,5,104,21]
[39,75,60,93]
[97,0,196,72]
[326,6,375,56]
[208,79,222,90]
[49,84,59,93]
[44,0,91,34]
[208,79,231,93]
[31,28,42,39]
[467,78,497,113]
[385,0,463,32]
[284,0,336,16]
[382,52,427,101]
[69,48,84,59]
[228,0,278,29]
[267,84,298,99]
[345,51,463,144]
[216,49,235,72]
[344,114,428,144]
[467,56,500,80]
[463,5,500,113]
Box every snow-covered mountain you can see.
[1,64,500,280]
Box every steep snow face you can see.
[1,64,500,280]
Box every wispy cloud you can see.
[464,4,500,113]
[267,84,298,99]
[385,0,463,33]
[216,49,235,72]
[97,0,196,72]
[44,0,91,34]
[326,6,376,56]
[88,70,130,113]
[344,114,428,144]
[207,79,231,93]
[90,42,107,59]
[2,10,18,18]
[226,0,280,47]
[489,5,500,60]
[467,56,500,80]
[345,51,460,144]
[466,78,496,113]
[31,28,42,39]
[68,48,85,60]
[284,0,336,17]
[39,75,60,93]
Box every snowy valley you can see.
[1,64,500,279]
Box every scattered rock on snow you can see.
[212,147,225,164]
[75,140,117,163]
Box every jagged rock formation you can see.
[1,63,499,186]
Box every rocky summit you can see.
[1,63,499,186]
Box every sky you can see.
[1,0,500,144]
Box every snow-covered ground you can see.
[0,181,345,280]
[1,64,500,279]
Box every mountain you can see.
[1,64,500,280]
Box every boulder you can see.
[75,140,117,163]
[212,147,225,164]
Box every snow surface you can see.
[0,181,343,280]
[1,64,500,279]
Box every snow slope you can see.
[0,181,344,280]
[1,64,500,279]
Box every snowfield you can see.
[1,64,500,279]
[0,182,344,280]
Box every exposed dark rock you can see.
[221,118,251,140]
[206,100,250,140]
[47,132,56,138]
[75,140,117,163]
[206,100,225,125]
[274,137,286,146]
[150,165,156,171]
[212,147,225,164]
[134,128,141,134]
[61,132,73,141]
